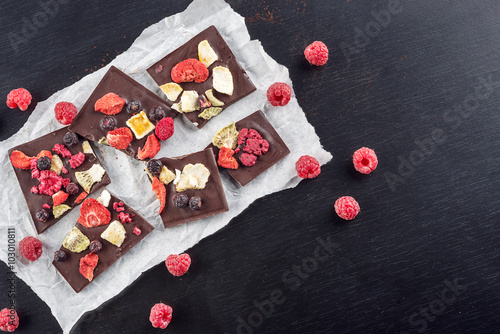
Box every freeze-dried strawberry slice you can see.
[94,92,125,115]
[137,134,161,160]
[10,150,33,169]
[52,190,69,206]
[74,191,88,204]
[171,58,209,83]
[106,127,133,150]
[152,177,166,214]
[218,146,238,169]
[36,150,53,160]
[77,198,111,228]
[79,253,99,282]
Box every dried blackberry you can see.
[127,100,141,114]
[173,194,189,208]
[63,131,79,147]
[149,106,165,122]
[53,250,67,262]
[189,196,202,210]
[147,159,162,176]
[37,156,52,171]
[35,208,49,222]
[65,182,79,195]
[100,116,117,131]
[89,240,102,253]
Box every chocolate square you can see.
[146,25,256,129]
[8,127,111,234]
[52,190,154,293]
[69,66,177,160]
[153,148,229,228]
[207,110,290,186]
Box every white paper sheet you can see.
[0,0,332,332]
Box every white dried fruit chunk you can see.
[212,66,233,95]
[50,154,64,175]
[180,91,199,113]
[126,110,156,140]
[205,89,224,107]
[82,140,94,155]
[75,164,106,193]
[63,227,90,253]
[97,189,111,207]
[171,102,182,113]
[159,82,183,102]
[198,40,218,68]
[101,220,126,247]
[173,169,181,185]
[159,166,175,185]
[176,163,210,192]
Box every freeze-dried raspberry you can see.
[52,144,71,158]
[133,227,142,236]
[334,196,360,220]
[218,147,238,169]
[155,117,174,141]
[19,236,43,261]
[0,308,19,332]
[238,128,262,145]
[10,150,33,169]
[165,253,191,276]
[7,88,32,111]
[352,147,378,174]
[243,138,269,156]
[42,203,51,209]
[74,191,88,204]
[106,127,133,150]
[304,41,329,66]
[54,102,78,125]
[171,58,209,83]
[240,153,257,167]
[62,167,69,174]
[118,212,133,224]
[295,155,321,178]
[137,134,161,160]
[149,303,173,329]
[94,93,125,115]
[69,152,85,169]
[37,170,65,196]
[77,198,111,228]
[267,82,292,106]
[79,253,99,282]
[52,190,69,207]
[30,186,39,194]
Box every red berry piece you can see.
[152,177,166,214]
[304,41,329,66]
[118,212,133,224]
[334,196,360,220]
[106,127,133,150]
[69,152,86,169]
[54,101,78,125]
[165,253,191,276]
[137,133,161,160]
[149,303,173,329]
[94,92,125,115]
[9,150,34,169]
[352,147,378,174]
[171,58,209,83]
[295,155,321,178]
[19,236,43,261]
[155,117,174,141]
[52,190,69,207]
[240,153,257,167]
[74,191,88,204]
[243,138,269,156]
[77,198,111,228]
[218,146,239,169]
[0,308,19,332]
[267,82,292,106]
[133,227,142,236]
[6,88,32,111]
[79,253,99,282]
[52,144,71,158]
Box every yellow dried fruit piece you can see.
[198,107,223,120]
[159,166,175,185]
[175,163,210,192]
[212,66,233,95]
[180,91,199,113]
[126,111,156,139]
[101,220,127,247]
[198,40,218,68]
[159,82,183,102]
[63,227,90,253]
[205,89,224,107]
[50,154,63,175]
[82,140,94,155]
[53,204,71,219]
[75,164,106,193]
[171,102,182,113]
[212,121,239,149]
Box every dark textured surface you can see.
[1,0,500,333]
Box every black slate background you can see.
[2,0,500,333]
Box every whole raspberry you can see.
[334,196,360,220]
[149,303,173,329]
[155,117,174,141]
[19,236,43,261]
[295,155,321,178]
[304,41,329,66]
[0,308,19,332]
[267,82,291,107]
[54,102,78,125]
[165,253,191,276]
[6,88,32,111]
[352,147,378,174]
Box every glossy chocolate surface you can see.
[146,25,256,129]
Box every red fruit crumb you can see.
[116,206,125,212]
[235,147,240,154]
[165,253,191,277]
[19,236,43,261]
[10,150,33,169]
[54,102,78,125]
[30,186,39,194]
[304,41,329,66]
[352,147,378,174]
[149,303,173,329]
[334,196,360,220]
[74,192,88,204]
[36,150,52,160]
[52,190,69,207]
[243,138,269,156]
[267,82,292,107]
[133,227,142,236]
[295,155,321,179]
[79,253,99,282]
[52,144,71,158]
[218,147,239,169]
[37,170,65,196]
[0,308,19,332]
[77,198,111,228]
[94,93,125,115]
[62,166,69,174]
[238,128,248,145]
[240,153,257,167]
[43,203,51,209]
[69,152,85,169]
[7,88,32,111]
[118,212,133,224]
[62,178,70,187]
[152,177,166,214]
[137,134,161,160]
[106,127,133,150]
[155,117,174,141]
[171,58,209,83]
